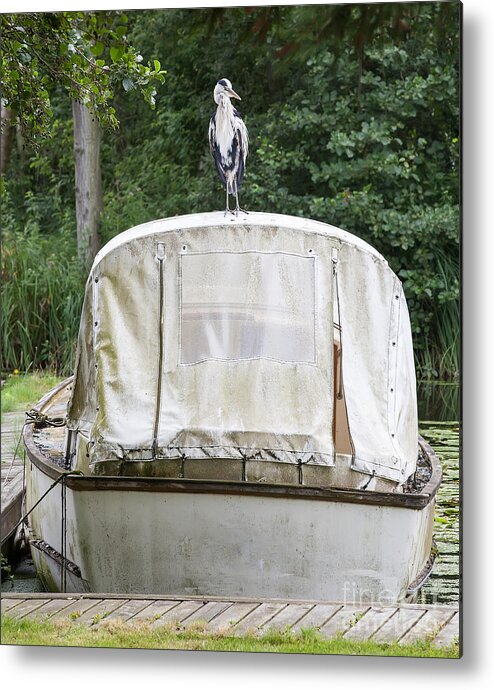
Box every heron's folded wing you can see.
[234,109,249,163]
[209,113,228,187]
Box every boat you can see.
[22,211,441,603]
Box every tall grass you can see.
[415,246,460,381]
[434,249,460,380]
[1,226,85,375]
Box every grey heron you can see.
[208,78,249,215]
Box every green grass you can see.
[1,371,63,415]
[0,616,459,657]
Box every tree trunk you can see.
[16,122,26,165]
[0,103,14,176]
[72,100,103,268]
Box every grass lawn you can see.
[1,616,459,657]
[1,371,63,415]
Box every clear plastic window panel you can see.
[180,251,316,364]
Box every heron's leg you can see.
[234,189,248,215]
[224,187,234,216]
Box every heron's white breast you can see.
[215,98,236,163]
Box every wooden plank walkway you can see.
[0,593,460,648]
[1,411,27,545]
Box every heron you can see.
[208,78,249,215]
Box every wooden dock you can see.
[1,593,460,648]
[1,411,27,547]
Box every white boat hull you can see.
[25,450,436,604]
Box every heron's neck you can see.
[217,94,235,119]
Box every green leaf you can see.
[110,45,124,63]
[122,77,134,92]
[153,59,161,72]
[91,41,104,57]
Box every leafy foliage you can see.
[242,39,460,377]
[1,11,166,148]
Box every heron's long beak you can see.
[227,89,241,100]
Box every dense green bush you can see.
[242,44,460,378]
[2,4,460,379]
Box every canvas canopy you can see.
[67,212,417,484]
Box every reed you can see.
[434,248,460,380]
[1,227,85,376]
[415,246,460,381]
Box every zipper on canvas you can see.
[152,243,166,458]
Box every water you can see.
[417,421,460,604]
[417,380,460,422]
[2,382,460,603]
[417,382,460,605]
[1,554,44,593]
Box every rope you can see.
[20,442,27,548]
[2,425,24,486]
[361,470,376,491]
[25,408,66,429]
[10,468,82,591]
[3,407,72,588]
[61,474,67,592]
[8,469,83,538]
[2,409,66,486]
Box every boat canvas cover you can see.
[67,212,417,483]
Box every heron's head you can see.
[214,78,241,105]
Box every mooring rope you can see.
[5,407,76,591]
[2,425,24,487]
[25,408,66,429]
[8,469,83,538]
[2,409,66,486]
[9,468,82,593]
[61,474,67,592]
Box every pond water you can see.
[417,382,460,605]
[2,382,460,604]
